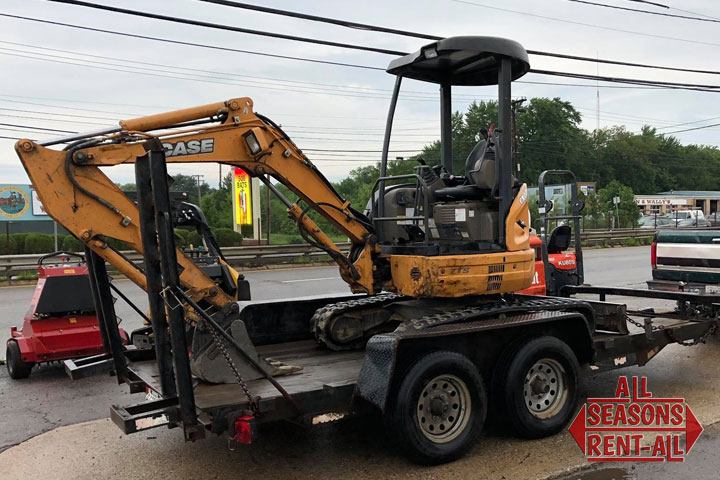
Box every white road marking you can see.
[281,276,340,283]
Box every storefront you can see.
[635,191,720,216]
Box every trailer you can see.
[86,273,717,463]
[69,166,719,464]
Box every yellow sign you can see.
[234,168,252,225]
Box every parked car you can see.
[638,215,672,228]
[706,211,720,227]
[670,209,710,227]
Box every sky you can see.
[0,0,718,187]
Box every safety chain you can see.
[203,317,259,415]
[625,315,718,347]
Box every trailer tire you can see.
[386,351,487,465]
[493,336,579,439]
[6,340,34,379]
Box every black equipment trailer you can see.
[84,268,718,463]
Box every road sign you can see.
[233,168,252,225]
[613,196,621,205]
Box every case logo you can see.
[162,138,214,157]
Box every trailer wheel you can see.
[6,341,34,379]
[494,336,579,439]
[386,351,487,465]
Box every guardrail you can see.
[2,227,719,278]
[0,243,353,278]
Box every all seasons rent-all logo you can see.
[569,376,704,462]
[0,185,29,219]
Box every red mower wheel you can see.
[6,340,34,379]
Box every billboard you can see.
[233,168,252,225]
[0,184,49,221]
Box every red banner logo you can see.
[569,376,703,462]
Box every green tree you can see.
[597,181,640,228]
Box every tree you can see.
[171,174,212,205]
[597,181,640,228]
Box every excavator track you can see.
[312,293,407,350]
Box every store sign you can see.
[635,198,687,206]
[31,190,48,216]
[233,168,252,225]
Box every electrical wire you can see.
[198,0,720,75]
[43,0,407,56]
[448,0,720,47]
[565,0,720,23]
[0,13,384,71]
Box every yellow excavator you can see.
[15,36,534,382]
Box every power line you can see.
[37,1,720,78]
[43,0,407,56]
[530,70,720,93]
[565,0,720,23]
[0,13,384,71]
[625,1,669,9]
[0,122,75,133]
[662,123,720,135]
[448,0,720,48]
[197,0,441,40]
[524,51,720,76]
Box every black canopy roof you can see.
[386,36,530,86]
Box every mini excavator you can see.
[15,36,536,383]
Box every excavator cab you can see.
[372,36,530,257]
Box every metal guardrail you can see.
[2,226,719,277]
[0,243,353,276]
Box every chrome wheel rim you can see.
[416,374,471,443]
[523,358,567,419]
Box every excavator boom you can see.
[15,98,379,307]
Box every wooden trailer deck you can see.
[129,340,366,421]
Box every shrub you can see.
[12,233,29,252]
[174,228,190,247]
[213,228,243,247]
[62,235,85,252]
[0,236,17,255]
[187,231,203,248]
[23,233,55,254]
[623,237,638,247]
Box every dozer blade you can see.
[189,294,358,383]
[190,317,275,384]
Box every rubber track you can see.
[311,293,405,350]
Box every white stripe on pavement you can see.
[281,276,340,283]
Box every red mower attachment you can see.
[6,251,127,379]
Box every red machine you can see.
[518,234,579,296]
[6,251,127,379]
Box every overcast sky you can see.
[0,0,717,187]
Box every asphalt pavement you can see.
[2,245,718,478]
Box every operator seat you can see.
[434,139,496,201]
[547,225,571,254]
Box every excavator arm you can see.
[15,98,380,311]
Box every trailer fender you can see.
[354,334,400,412]
[355,308,595,412]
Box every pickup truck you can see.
[648,229,720,294]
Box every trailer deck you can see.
[125,340,366,424]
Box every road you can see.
[1,246,718,478]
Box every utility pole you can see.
[266,184,271,245]
[190,174,204,204]
[511,98,526,180]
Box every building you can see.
[634,191,720,216]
